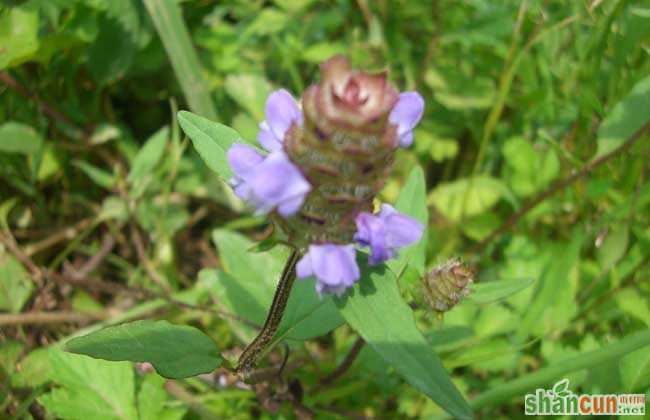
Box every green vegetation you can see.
[1,0,649,419]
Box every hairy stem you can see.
[236,249,301,376]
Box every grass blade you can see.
[471,328,650,409]
[143,0,218,120]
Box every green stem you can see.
[236,249,301,376]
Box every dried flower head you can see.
[422,259,474,312]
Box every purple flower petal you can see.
[226,144,311,217]
[232,181,252,201]
[354,204,423,265]
[389,92,424,148]
[257,121,283,152]
[398,130,414,148]
[265,89,302,145]
[296,252,314,279]
[246,151,311,214]
[379,204,424,248]
[354,212,391,264]
[296,244,360,296]
[277,194,306,217]
[227,143,264,178]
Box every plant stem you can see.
[0,311,105,326]
[236,249,301,376]
[317,337,365,387]
[471,122,650,252]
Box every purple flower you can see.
[296,244,360,296]
[389,92,424,148]
[354,204,424,265]
[227,143,311,217]
[257,89,303,152]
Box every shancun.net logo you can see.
[525,379,646,416]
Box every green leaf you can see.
[446,338,519,371]
[10,348,52,388]
[469,277,535,304]
[224,74,272,121]
[461,211,502,241]
[502,138,559,197]
[424,134,459,162]
[209,229,342,343]
[620,346,650,392]
[99,196,129,222]
[65,320,223,379]
[388,166,428,277]
[301,42,346,63]
[0,250,34,313]
[425,69,496,110]
[38,348,138,420]
[472,329,650,409]
[137,374,187,420]
[178,111,245,179]
[428,176,505,222]
[597,224,630,270]
[518,233,584,338]
[0,339,24,377]
[616,288,650,326]
[334,258,472,420]
[212,229,288,298]
[127,126,168,184]
[271,278,344,344]
[0,5,39,70]
[596,75,650,158]
[73,160,115,190]
[87,0,141,85]
[0,121,43,155]
[209,229,284,341]
[243,8,288,37]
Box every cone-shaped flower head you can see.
[226,55,425,295]
[421,259,474,312]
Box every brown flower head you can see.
[303,55,399,133]
[422,259,474,313]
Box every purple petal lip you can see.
[257,89,303,152]
[389,92,424,148]
[296,244,360,296]
[227,143,264,177]
[227,144,311,217]
[354,204,424,265]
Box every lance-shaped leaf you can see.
[178,111,249,180]
[468,277,535,304]
[596,75,650,158]
[388,166,428,278]
[65,320,222,379]
[334,258,473,420]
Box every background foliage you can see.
[1,0,649,418]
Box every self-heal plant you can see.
[63,56,475,419]
[227,55,424,297]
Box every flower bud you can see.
[421,259,474,312]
